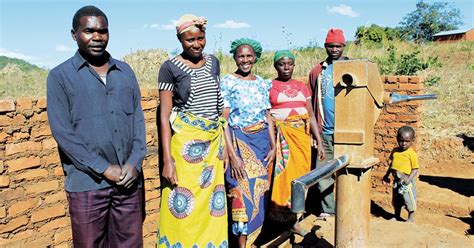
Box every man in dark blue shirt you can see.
[47,6,146,247]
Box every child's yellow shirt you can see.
[390,147,419,175]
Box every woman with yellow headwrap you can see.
[157,14,228,247]
[268,50,325,236]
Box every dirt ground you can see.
[254,154,473,247]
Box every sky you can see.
[1,0,473,69]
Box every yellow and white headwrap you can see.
[176,14,207,35]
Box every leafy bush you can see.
[375,45,441,76]
[355,24,402,46]
[424,76,441,86]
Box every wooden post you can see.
[332,60,384,247]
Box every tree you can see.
[398,1,462,42]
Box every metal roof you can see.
[433,29,472,37]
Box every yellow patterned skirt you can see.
[157,112,228,247]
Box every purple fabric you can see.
[67,187,144,248]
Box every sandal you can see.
[316,213,334,220]
[291,223,309,237]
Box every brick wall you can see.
[373,76,423,167]
[0,76,422,247]
[0,89,160,247]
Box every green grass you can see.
[0,62,48,100]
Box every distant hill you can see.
[0,56,44,71]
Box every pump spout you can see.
[387,92,437,104]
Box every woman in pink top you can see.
[268,50,325,236]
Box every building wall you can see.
[434,29,474,43]
[465,29,474,41]
[0,77,422,247]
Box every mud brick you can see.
[0,116,12,126]
[145,190,160,201]
[144,181,154,191]
[42,138,57,150]
[26,235,53,247]
[16,98,33,111]
[150,179,161,189]
[5,141,42,155]
[140,88,152,98]
[141,99,158,110]
[398,76,409,83]
[385,76,398,83]
[30,112,48,123]
[0,100,15,113]
[0,187,25,201]
[44,191,67,204]
[408,76,423,84]
[36,98,47,109]
[147,88,159,98]
[146,199,160,211]
[386,122,405,128]
[397,114,418,122]
[0,230,34,246]
[25,180,59,195]
[53,166,64,176]
[12,132,29,140]
[39,217,70,233]
[0,207,5,218]
[144,111,156,120]
[399,83,423,91]
[9,198,41,216]
[0,176,10,187]
[43,153,60,166]
[31,125,52,138]
[144,235,158,248]
[0,215,28,234]
[0,132,10,143]
[12,114,26,125]
[15,168,49,181]
[54,242,70,248]
[143,168,158,179]
[144,154,158,167]
[385,106,404,114]
[145,122,156,131]
[31,203,65,223]
[54,227,72,244]
[378,114,396,121]
[384,83,398,90]
[7,156,41,172]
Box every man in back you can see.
[308,28,348,218]
[47,5,146,247]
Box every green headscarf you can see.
[229,38,263,61]
[273,50,295,63]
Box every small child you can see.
[382,126,419,222]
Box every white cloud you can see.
[214,20,250,29]
[55,44,73,52]
[0,48,38,61]
[327,4,359,18]
[145,20,177,30]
